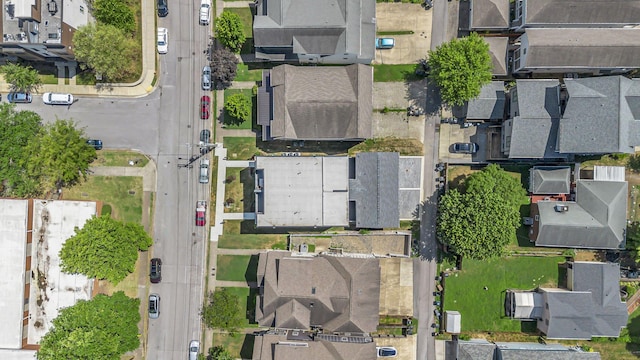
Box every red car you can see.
[196,200,207,226]
[200,96,210,120]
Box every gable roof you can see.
[535,180,628,249]
[262,64,373,140]
[470,0,509,29]
[465,81,506,120]
[485,37,509,76]
[256,252,380,333]
[529,167,571,194]
[522,0,640,27]
[252,333,376,360]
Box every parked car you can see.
[148,293,160,319]
[451,142,478,154]
[196,200,207,226]
[199,0,211,25]
[157,27,168,54]
[377,347,397,357]
[200,95,211,119]
[199,159,210,184]
[157,0,168,17]
[7,92,32,103]
[42,92,74,105]
[189,340,200,360]
[86,139,103,150]
[201,66,211,90]
[200,129,211,145]
[150,258,162,283]
[375,38,395,49]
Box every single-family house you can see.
[252,331,377,360]
[485,37,509,77]
[460,81,506,121]
[468,0,509,31]
[445,339,601,360]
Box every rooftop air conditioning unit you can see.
[554,204,569,212]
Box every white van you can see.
[43,93,74,105]
[199,0,211,25]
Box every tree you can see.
[59,215,153,284]
[210,47,238,90]
[37,291,140,360]
[207,346,234,360]
[463,164,528,210]
[0,63,42,93]
[73,23,136,81]
[23,119,96,191]
[93,0,136,34]
[427,33,492,106]
[224,93,251,126]
[0,103,42,197]
[215,11,246,53]
[201,289,244,333]
[627,222,640,263]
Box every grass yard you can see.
[226,8,253,38]
[373,64,421,82]
[223,167,255,213]
[218,287,259,326]
[93,150,149,167]
[349,137,423,156]
[100,255,142,297]
[235,64,263,82]
[212,334,255,359]
[63,176,143,224]
[219,233,287,250]
[216,255,259,282]
[223,88,254,130]
[39,73,58,84]
[443,256,565,332]
[223,137,264,160]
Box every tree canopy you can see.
[207,346,234,360]
[0,63,42,93]
[215,11,246,53]
[93,0,136,34]
[37,291,140,360]
[201,289,244,333]
[210,47,238,90]
[427,33,492,106]
[224,93,251,126]
[73,23,136,81]
[464,164,528,209]
[59,215,152,284]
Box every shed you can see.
[445,310,461,334]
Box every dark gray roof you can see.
[485,37,508,76]
[262,64,373,140]
[535,180,628,249]
[252,333,376,360]
[349,152,399,228]
[559,76,640,154]
[523,0,640,27]
[529,167,571,194]
[458,340,495,360]
[470,0,509,29]
[496,342,601,360]
[465,81,505,120]
[520,29,640,70]
[253,0,375,62]
[256,252,380,333]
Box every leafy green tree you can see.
[215,11,246,53]
[73,23,136,81]
[207,346,234,360]
[224,93,251,126]
[201,289,244,333]
[427,33,492,106]
[464,164,528,209]
[59,215,152,284]
[627,222,640,263]
[93,0,136,34]
[0,63,42,93]
[210,47,238,90]
[0,103,42,197]
[37,291,140,360]
[23,119,96,190]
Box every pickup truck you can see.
[196,201,207,226]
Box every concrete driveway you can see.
[375,3,432,64]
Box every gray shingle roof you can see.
[485,37,508,76]
[262,64,373,140]
[349,152,399,228]
[446,340,601,360]
[252,333,376,360]
[465,81,505,120]
[529,167,571,194]
[523,0,640,27]
[535,180,628,249]
[470,0,509,29]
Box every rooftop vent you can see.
[554,204,569,213]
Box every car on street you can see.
[375,38,395,49]
[43,92,74,105]
[200,129,211,145]
[377,346,397,357]
[196,200,207,226]
[86,139,103,150]
[200,96,210,119]
[7,92,32,103]
[157,27,168,54]
[199,159,210,184]
[150,258,162,283]
[451,142,478,154]
[189,340,200,360]
[201,66,211,90]
[157,0,168,17]
[199,0,211,25]
[148,293,160,319]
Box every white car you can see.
[157,27,168,54]
[43,92,73,105]
[189,340,200,360]
[199,0,211,25]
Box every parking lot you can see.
[375,3,432,64]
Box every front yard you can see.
[216,254,259,282]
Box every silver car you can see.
[189,340,200,360]
[201,66,211,90]
[199,159,210,184]
[149,293,160,319]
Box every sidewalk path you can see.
[222,212,256,220]
[215,280,258,288]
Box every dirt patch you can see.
[290,232,411,255]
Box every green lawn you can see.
[223,89,254,130]
[63,176,143,224]
[94,150,149,167]
[219,220,288,249]
[226,8,253,38]
[212,334,255,359]
[218,287,258,326]
[443,256,565,332]
[39,73,58,84]
[224,167,255,213]
[373,64,420,82]
[223,137,264,160]
[349,137,423,156]
[216,255,259,282]
[236,64,263,82]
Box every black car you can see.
[150,258,162,283]
[157,0,168,17]
[86,139,103,150]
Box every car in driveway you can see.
[157,27,168,54]
[196,200,207,226]
[200,96,210,119]
[150,258,162,283]
[157,0,168,17]
[189,340,200,360]
[86,139,103,150]
[451,142,478,154]
[375,38,395,49]
[148,293,160,319]
[377,347,397,357]
[7,92,32,103]
[201,66,211,90]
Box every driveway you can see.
[375,3,432,64]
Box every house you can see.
[252,331,377,360]
[460,81,506,121]
[528,167,571,195]
[507,262,628,340]
[257,64,373,141]
[485,37,509,77]
[511,28,640,75]
[252,0,375,64]
[0,0,91,62]
[445,339,601,360]
[468,0,509,31]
